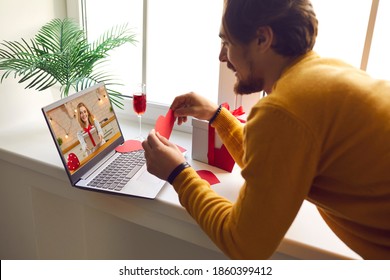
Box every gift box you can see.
[191,104,246,172]
[82,127,100,150]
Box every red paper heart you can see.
[155,109,176,139]
[115,140,143,153]
[176,144,187,153]
[196,170,220,185]
[67,153,80,171]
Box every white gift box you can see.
[191,106,246,172]
[83,127,100,150]
[191,118,223,163]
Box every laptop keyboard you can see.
[88,150,146,191]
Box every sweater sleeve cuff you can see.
[171,167,204,193]
[171,167,199,189]
[211,107,242,130]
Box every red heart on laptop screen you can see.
[155,109,176,139]
[67,153,80,171]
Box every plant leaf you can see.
[0,18,136,109]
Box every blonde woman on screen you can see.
[76,102,105,155]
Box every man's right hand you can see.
[170,92,219,125]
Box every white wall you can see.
[0,0,67,128]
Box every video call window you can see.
[45,85,121,173]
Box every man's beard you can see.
[234,77,264,95]
[227,61,264,95]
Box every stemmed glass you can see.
[132,83,147,140]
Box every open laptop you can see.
[42,82,166,199]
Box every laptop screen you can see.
[42,83,124,184]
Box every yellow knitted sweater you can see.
[172,51,390,259]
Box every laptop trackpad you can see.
[138,170,162,184]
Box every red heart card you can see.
[176,144,187,153]
[196,170,220,185]
[115,139,143,153]
[155,109,176,139]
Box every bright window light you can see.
[81,0,388,114]
[366,0,390,80]
[84,0,222,106]
[146,0,222,105]
[311,0,372,68]
[85,0,144,97]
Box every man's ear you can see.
[256,26,273,50]
[258,35,266,44]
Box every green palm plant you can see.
[0,18,137,108]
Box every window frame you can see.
[67,0,232,133]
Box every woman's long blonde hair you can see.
[77,102,95,128]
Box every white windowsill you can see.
[0,114,361,260]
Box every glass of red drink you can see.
[132,83,146,140]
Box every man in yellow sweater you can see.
[142,0,390,259]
